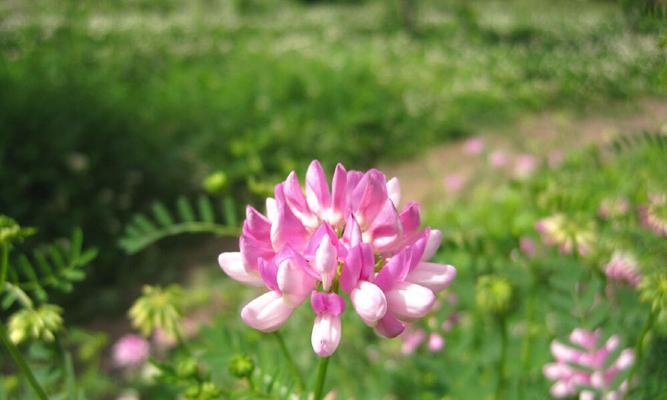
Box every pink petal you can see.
[310,292,346,316]
[374,250,409,292]
[351,169,388,229]
[243,206,271,240]
[398,202,421,244]
[313,234,338,290]
[271,184,309,252]
[340,243,373,293]
[311,314,342,357]
[341,215,362,248]
[406,262,457,292]
[375,313,405,338]
[328,163,348,227]
[422,229,442,261]
[241,291,294,332]
[569,328,599,350]
[258,258,279,292]
[265,198,278,223]
[385,281,436,321]
[364,198,401,253]
[386,177,401,207]
[306,160,331,219]
[218,252,264,286]
[277,258,316,307]
[350,281,387,325]
[283,172,319,229]
[240,233,275,270]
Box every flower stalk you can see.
[0,319,48,400]
[313,355,330,400]
[624,307,657,399]
[495,316,508,400]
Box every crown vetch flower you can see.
[112,334,150,368]
[640,193,667,236]
[218,161,456,356]
[543,329,634,399]
[604,251,642,288]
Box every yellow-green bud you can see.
[8,304,63,344]
[0,216,35,246]
[640,273,667,312]
[203,171,228,194]
[228,354,254,379]
[476,275,513,316]
[129,285,183,338]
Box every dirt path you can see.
[381,99,667,206]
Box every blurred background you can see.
[0,0,665,398]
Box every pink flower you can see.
[112,334,149,368]
[544,329,634,399]
[463,137,485,155]
[489,150,509,168]
[604,251,642,288]
[598,197,630,220]
[444,174,466,193]
[218,161,456,356]
[513,154,538,179]
[519,236,537,258]
[640,193,667,236]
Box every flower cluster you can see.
[218,161,456,356]
[604,251,642,288]
[544,329,634,399]
[535,214,594,256]
[640,193,667,236]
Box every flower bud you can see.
[228,354,254,378]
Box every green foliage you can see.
[118,196,240,254]
[1,229,97,307]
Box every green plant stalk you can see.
[313,356,330,400]
[624,307,657,399]
[273,331,305,392]
[518,286,535,400]
[0,320,48,400]
[0,243,9,291]
[495,316,509,400]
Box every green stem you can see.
[518,288,535,400]
[273,331,305,392]
[312,356,330,400]
[495,317,508,400]
[0,243,9,291]
[624,307,657,399]
[0,320,48,400]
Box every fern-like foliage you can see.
[609,131,667,154]
[2,229,97,308]
[118,195,241,255]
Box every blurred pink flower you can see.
[535,214,593,257]
[444,174,467,193]
[639,193,667,236]
[400,291,459,354]
[513,154,538,179]
[598,198,630,220]
[112,334,149,368]
[544,329,633,399]
[519,236,537,258]
[489,150,509,168]
[605,251,642,288]
[218,161,456,356]
[463,137,485,155]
